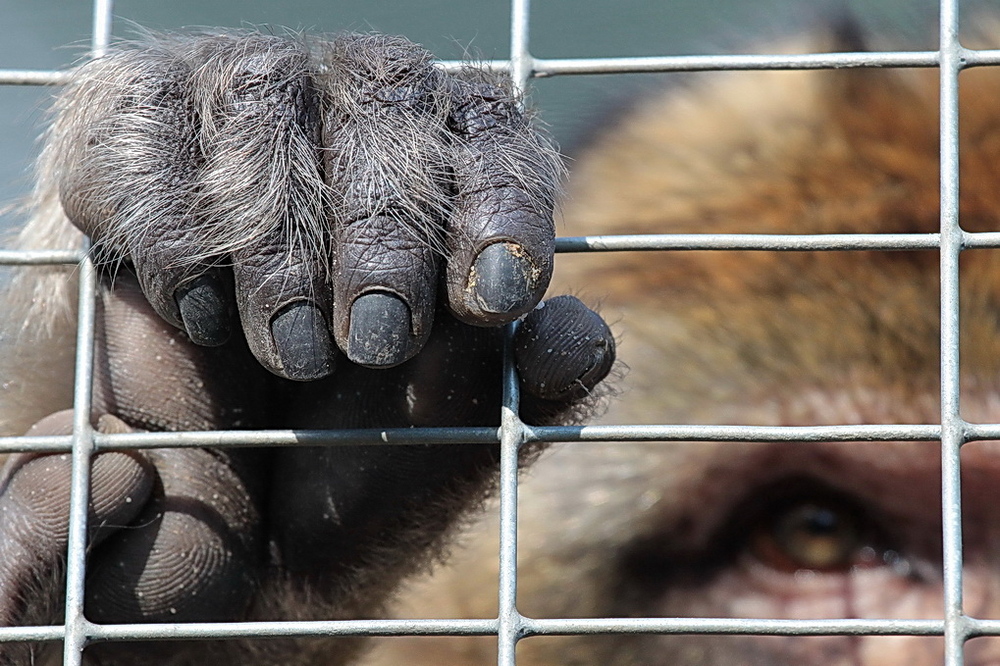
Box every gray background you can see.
[0,0,939,234]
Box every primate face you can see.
[507,443,955,664]
[364,58,1000,666]
[521,61,1000,664]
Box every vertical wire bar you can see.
[62,2,114,663]
[499,4,532,664]
[91,0,114,57]
[497,325,525,665]
[938,0,968,663]
[509,0,532,96]
[62,253,98,666]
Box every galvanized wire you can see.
[60,4,113,665]
[937,1,967,664]
[0,0,984,663]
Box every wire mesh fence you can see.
[0,0,995,664]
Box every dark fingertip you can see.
[347,292,414,368]
[176,274,232,347]
[471,242,538,317]
[515,295,616,401]
[271,302,336,381]
[576,333,616,391]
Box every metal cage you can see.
[0,0,997,664]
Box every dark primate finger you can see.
[514,295,616,402]
[443,74,563,326]
[330,213,437,368]
[52,46,229,340]
[86,447,264,623]
[231,238,334,381]
[190,35,334,380]
[320,34,448,367]
[0,411,154,627]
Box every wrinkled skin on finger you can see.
[0,30,614,666]
[51,31,563,379]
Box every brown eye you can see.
[750,498,874,573]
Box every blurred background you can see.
[0,0,948,234]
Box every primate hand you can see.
[53,31,574,376]
[0,31,614,665]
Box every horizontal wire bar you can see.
[15,614,1000,646]
[0,423,949,454]
[958,231,1000,249]
[0,616,955,644]
[0,435,75,453]
[4,46,1000,89]
[8,232,1000,266]
[553,230,1000,253]
[523,617,945,637]
[526,423,944,443]
[0,428,498,453]
[967,618,1000,637]
[959,424,1000,441]
[0,55,939,87]
[453,47,1000,75]
[0,69,70,85]
[0,619,498,644]
[0,249,85,265]
[0,627,65,643]
[554,233,943,252]
[532,50,940,75]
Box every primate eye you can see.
[731,475,912,577]
[751,499,869,572]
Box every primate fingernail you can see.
[271,302,335,381]
[348,292,413,368]
[176,274,231,347]
[470,242,537,316]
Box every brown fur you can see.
[360,44,1000,666]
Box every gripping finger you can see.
[192,35,335,380]
[52,47,232,346]
[85,447,265,623]
[320,35,449,367]
[0,412,154,626]
[443,73,563,326]
[514,295,616,421]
